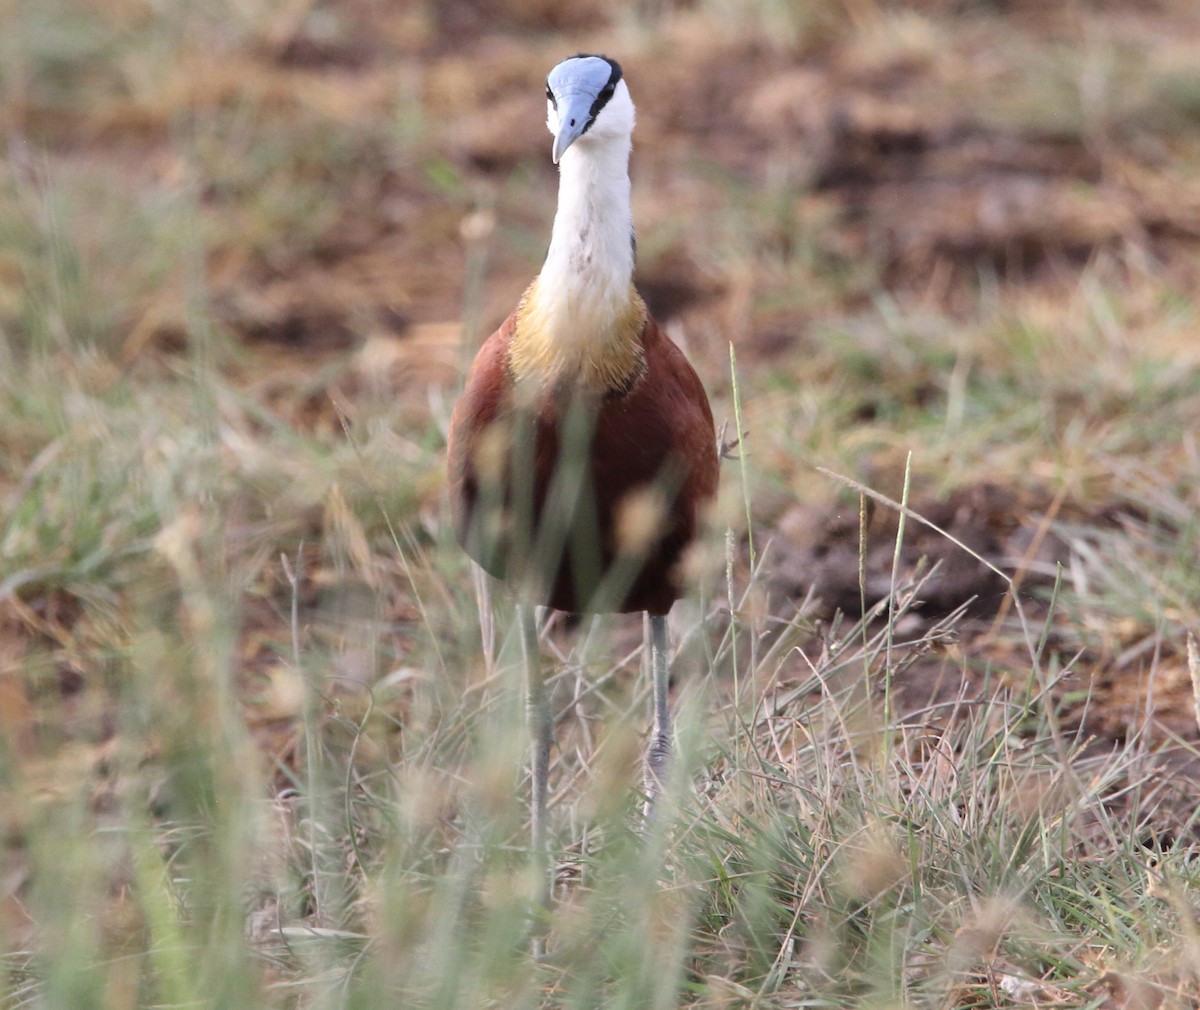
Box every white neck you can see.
[533,135,636,347]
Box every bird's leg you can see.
[643,613,672,819]
[519,604,552,954]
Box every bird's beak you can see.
[551,92,594,164]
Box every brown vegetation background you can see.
[4,0,1200,880]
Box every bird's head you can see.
[545,54,634,164]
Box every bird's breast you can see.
[506,279,648,397]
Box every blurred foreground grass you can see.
[2,0,1200,1006]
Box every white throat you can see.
[533,134,636,349]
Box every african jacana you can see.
[447,53,718,935]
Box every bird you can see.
[446,53,719,941]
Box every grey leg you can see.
[643,613,672,818]
[519,604,551,954]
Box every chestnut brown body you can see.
[447,310,717,615]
